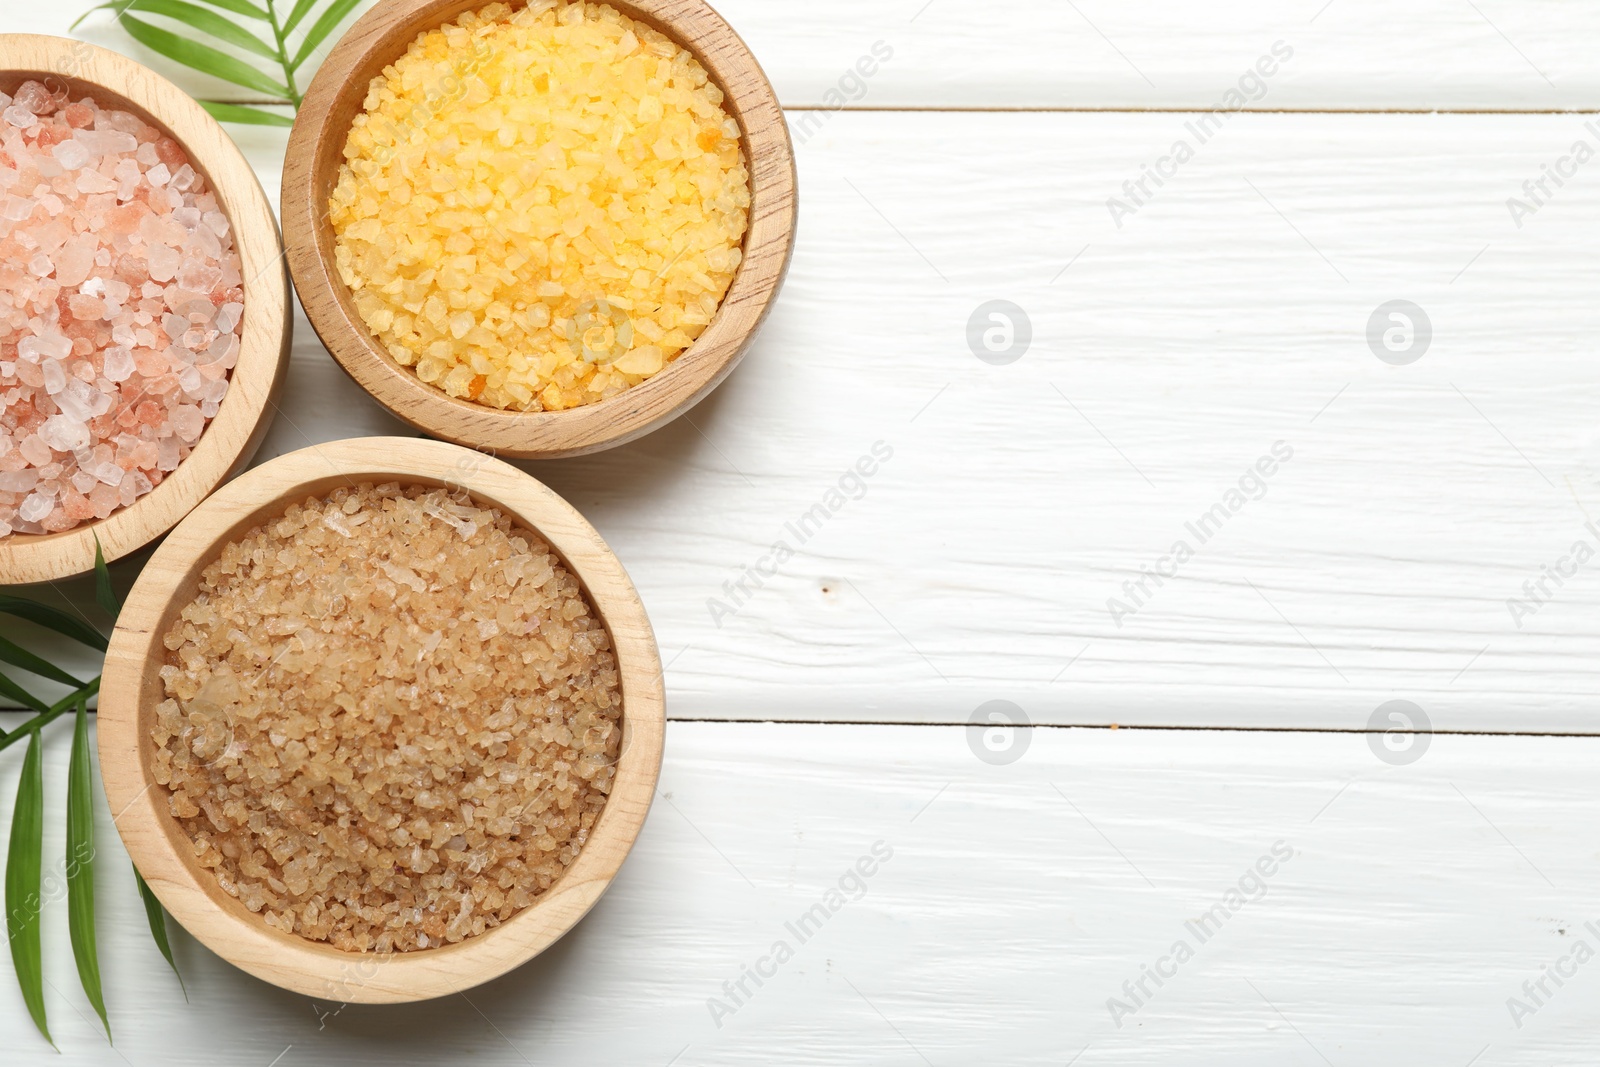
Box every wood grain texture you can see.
[0,35,291,585]
[12,720,1600,1063]
[281,0,796,458]
[45,0,1600,111]
[13,110,1600,730]
[96,437,666,1002]
[505,110,1600,733]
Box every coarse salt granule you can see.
[0,80,242,538]
[153,483,623,953]
[329,0,750,412]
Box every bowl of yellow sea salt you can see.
[282,0,795,459]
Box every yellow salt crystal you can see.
[329,0,748,411]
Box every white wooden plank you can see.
[11,110,1600,731]
[11,0,1600,111]
[5,718,1600,1064]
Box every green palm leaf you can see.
[6,730,50,1046]
[199,101,296,126]
[118,13,291,97]
[67,701,110,1041]
[281,0,319,36]
[92,539,119,619]
[288,0,362,71]
[75,0,369,118]
[133,0,279,58]
[76,0,276,57]
[0,596,107,651]
[0,669,50,714]
[133,867,185,995]
[0,636,84,690]
[185,0,270,18]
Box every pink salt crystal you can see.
[0,469,38,493]
[102,346,134,381]
[17,491,54,522]
[18,434,51,466]
[40,358,65,394]
[51,140,89,171]
[0,82,239,538]
[170,404,203,442]
[13,82,56,116]
[154,137,184,166]
[74,128,137,157]
[60,488,94,520]
[18,334,69,361]
[146,242,179,282]
[40,414,89,451]
[87,482,118,518]
[55,235,96,286]
[68,293,105,320]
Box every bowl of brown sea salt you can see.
[98,436,665,1002]
[0,36,290,584]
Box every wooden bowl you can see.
[0,35,291,585]
[98,436,666,1002]
[282,0,795,459]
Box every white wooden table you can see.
[5,1,1600,1063]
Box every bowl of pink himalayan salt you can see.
[0,36,290,585]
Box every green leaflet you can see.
[0,596,106,651]
[93,538,119,619]
[68,701,110,1041]
[0,679,101,757]
[6,730,49,1046]
[71,0,273,30]
[0,681,100,755]
[121,0,281,58]
[0,669,49,714]
[281,0,319,36]
[0,635,84,690]
[133,867,185,996]
[118,13,292,98]
[188,0,271,18]
[75,0,367,119]
[199,101,296,126]
[288,0,363,71]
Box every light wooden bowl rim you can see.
[281,0,796,459]
[98,436,666,1003]
[0,34,291,585]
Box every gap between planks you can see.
[192,102,1600,116]
[13,711,1600,739]
[649,718,1600,739]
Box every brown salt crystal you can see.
[154,484,622,952]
